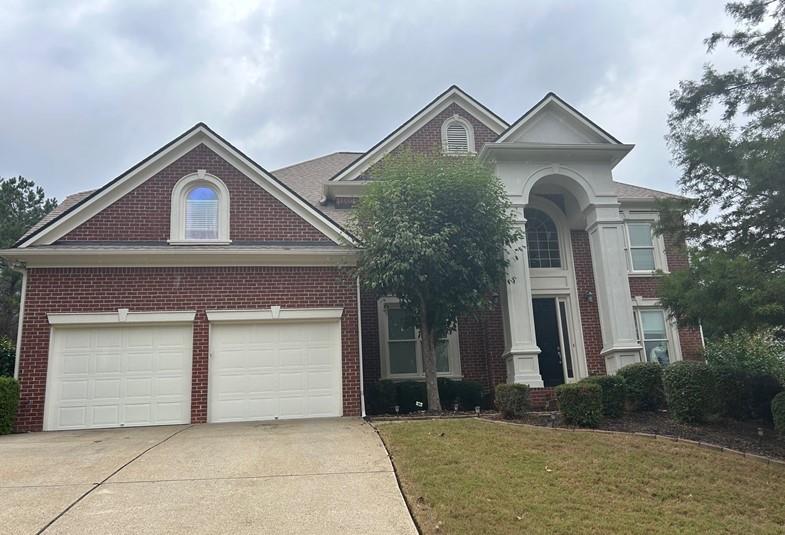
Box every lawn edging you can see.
[476,417,785,467]
[365,420,423,535]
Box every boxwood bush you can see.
[662,361,717,423]
[555,382,603,428]
[714,370,784,421]
[581,375,626,418]
[438,378,483,410]
[395,381,427,413]
[495,383,530,419]
[773,392,785,436]
[617,362,665,411]
[0,377,20,435]
[364,380,398,414]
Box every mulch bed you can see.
[370,410,785,460]
[489,410,785,461]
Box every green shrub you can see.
[748,374,783,422]
[617,362,665,411]
[662,361,717,423]
[396,381,427,413]
[714,369,783,420]
[365,380,397,414]
[773,392,785,436]
[495,383,530,418]
[0,337,14,377]
[581,375,626,418]
[0,377,20,434]
[453,381,483,410]
[704,328,785,383]
[555,382,603,428]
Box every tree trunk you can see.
[420,311,442,412]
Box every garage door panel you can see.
[209,320,342,423]
[46,324,192,431]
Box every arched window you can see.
[441,115,475,154]
[525,208,561,268]
[170,171,231,244]
[185,186,219,240]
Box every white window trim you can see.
[377,297,462,380]
[622,210,668,275]
[205,307,343,322]
[169,170,231,244]
[631,297,682,364]
[441,114,476,155]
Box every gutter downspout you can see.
[356,276,366,418]
[13,264,27,379]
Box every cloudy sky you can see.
[0,0,737,201]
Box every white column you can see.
[502,205,544,387]
[586,205,642,373]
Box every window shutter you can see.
[185,199,219,240]
[446,122,469,153]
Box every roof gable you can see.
[17,124,356,248]
[497,93,621,145]
[330,85,509,182]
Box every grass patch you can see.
[377,419,785,535]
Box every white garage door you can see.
[208,321,342,422]
[45,324,192,431]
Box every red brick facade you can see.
[16,266,360,432]
[62,143,331,243]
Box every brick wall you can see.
[62,143,331,242]
[17,266,359,432]
[571,231,605,375]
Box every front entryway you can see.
[532,298,576,387]
[208,320,343,422]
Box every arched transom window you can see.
[441,115,475,154]
[170,171,231,244]
[525,208,561,268]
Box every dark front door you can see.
[532,298,565,388]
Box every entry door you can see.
[532,298,565,388]
[208,320,342,422]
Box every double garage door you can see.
[45,318,343,431]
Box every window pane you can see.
[628,223,653,247]
[644,340,670,366]
[631,248,656,271]
[640,310,667,339]
[389,341,418,374]
[525,208,561,268]
[436,339,449,372]
[387,308,415,340]
[185,186,218,240]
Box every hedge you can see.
[581,375,626,418]
[713,370,783,421]
[495,384,530,418]
[364,379,485,414]
[662,361,716,423]
[617,362,665,411]
[0,377,20,435]
[0,336,13,377]
[773,392,785,436]
[555,382,603,428]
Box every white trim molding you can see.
[622,210,669,275]
[48,310,196,326]
[170,171,231,244]
[206,307,344,323]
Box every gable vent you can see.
[445,122,470,153]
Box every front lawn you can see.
[377,419,785,535]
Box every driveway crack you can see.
[36,425,192,534]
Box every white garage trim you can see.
[48,310,197,326]
[206,307,343,322]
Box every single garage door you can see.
[208,321,342,422]
[45,324,193,431]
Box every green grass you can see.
[376,419,785,535]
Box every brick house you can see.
[1,86,702,432]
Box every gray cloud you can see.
[0,0,735,200]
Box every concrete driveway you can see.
[0,419,417,534]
